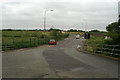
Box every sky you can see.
[0,0,120,31]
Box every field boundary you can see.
[2,35,69,52]
[77,39,120,61]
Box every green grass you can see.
[87,36,105,47]
[86,35,105,52]
[86,34,119,58]
[2,30,69,51]
[2,31,46,37]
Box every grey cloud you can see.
[2,1,118,31]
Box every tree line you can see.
[106,22,120,45]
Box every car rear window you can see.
[50,40,55,42]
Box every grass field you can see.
[86,35,105,52]
[2,30,69,51]
[86,32,119,57]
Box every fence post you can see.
[5,45,6,51]
[100,44,104,54]
[93,44,97,54]
[13,38,15,50]
[30,38,31,47]
[34,38,35,46]
[38,38,39,45]
[22,39,24,48]
[111,45,115,56]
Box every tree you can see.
[106,22,119,32]
[106,22,120,45]
[67,29,77,32]
[48,28,53,31]
[50,29,62,37]
[89,30,100,32]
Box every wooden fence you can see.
[94,44,120,57]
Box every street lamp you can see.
[44,10,53,32]
[43,10,53,43]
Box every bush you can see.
[106,22,120,45]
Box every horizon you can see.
[1,28,108,32]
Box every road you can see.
[2,34,118,78]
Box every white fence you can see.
[94,45,120,57]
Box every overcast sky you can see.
[0,0,119,31]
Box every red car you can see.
[49,39,57,45]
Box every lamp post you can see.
[43,10,53,43]
[44,10,53,32]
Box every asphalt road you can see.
[2,34,118,78]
